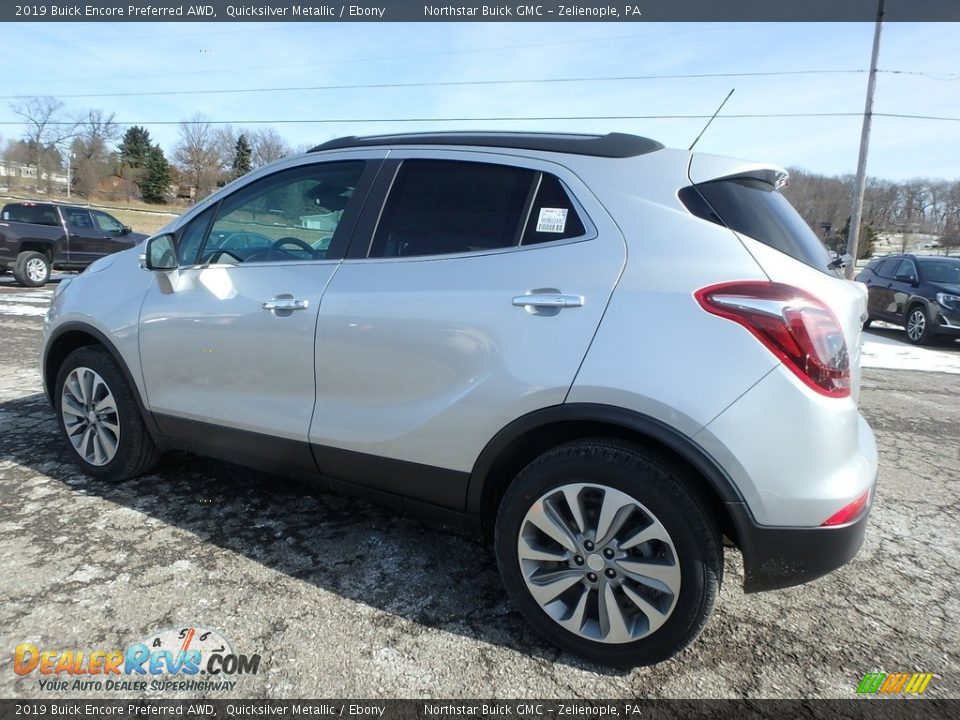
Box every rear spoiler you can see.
[688,153,789,189]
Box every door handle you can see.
[262,298,310,311]
[512,293,584,309]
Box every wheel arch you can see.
[468,403,749,546]
[18,242,54,261]
[43,322,159,439]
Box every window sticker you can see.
[536,207,568,233]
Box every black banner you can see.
[0,700,956,720]
[2,0,959,23]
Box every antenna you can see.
[688,89,735,151]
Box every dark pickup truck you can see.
[0,201,148,286]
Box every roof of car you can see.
[308,132,664,158]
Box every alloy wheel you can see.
[907,309,926,342]
[60,367,120,466]
[517,483,681,644]
[25,258,47,284]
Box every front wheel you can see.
[905,305,933,345]
[55,346,161,480]
[494,440,722,667]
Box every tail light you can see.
[695,281,850,398]
[821,490,870,526]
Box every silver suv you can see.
[41,132,878,666]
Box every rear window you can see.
[1,204,59,226]
[679,178,834,274]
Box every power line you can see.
[0,67,952,102]
[0,70,869,102]
[1,112,957,126]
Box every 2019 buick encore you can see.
[41,132,878,666]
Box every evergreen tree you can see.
[232,134,252,179]
[140,145,172,204]
[839,216,877,259]
[118,126,153,169]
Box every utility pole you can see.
[845,0,884,278]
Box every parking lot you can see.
[1,276,958,699]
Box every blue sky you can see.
[0,21,957,179]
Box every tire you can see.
[54,346,160,481]
[12,250,50,287]
[904,305,934,345]
[494,439,722,667]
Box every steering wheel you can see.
[267,236,322,259]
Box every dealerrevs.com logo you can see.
[14,626,261,693]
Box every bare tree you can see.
[172,114,223,201]
[250,127,290,168]
[71,109,120,197]
[9,96,77,192]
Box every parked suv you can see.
[856,254,960,344]
[41,132,877,666]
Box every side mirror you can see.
[141,234,178,271]
[122,225,132,235]
[895,273,917,286]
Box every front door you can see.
[138,156,380,472]
[310,153,626,508]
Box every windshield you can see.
[920,259,960,284]
[680,178,835,274]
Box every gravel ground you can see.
[1,277,958,699]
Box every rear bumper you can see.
[728,485,875,593]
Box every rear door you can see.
[310,151,626,508]
[889,258,919,318]
[870,257,901,321]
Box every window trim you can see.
[351,157,596,262]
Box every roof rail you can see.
[308,131,663,158]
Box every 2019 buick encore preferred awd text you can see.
[41,132,878,667]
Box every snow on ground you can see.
[862,326,960,375]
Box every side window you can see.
[176,204,217,266]
[93,211,124,234]
[894,259,917,282]
[875,258,899,278]
[369,160,534,258]
[199,161,365,264]
[521,173,586,245]
[64,208,94,230]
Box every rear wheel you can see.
[905,305,933,345]
[13,251,50,287]
[55,347,160,480]
[494,440,722,667]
